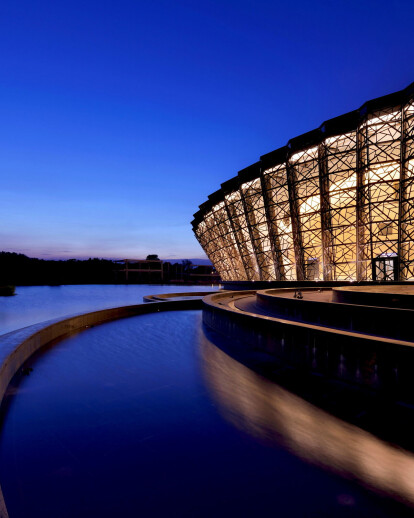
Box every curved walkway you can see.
[205,289,414,347]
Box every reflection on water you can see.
[200,327,414,508]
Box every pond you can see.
[0,309,411,517]
[0,284,216,335]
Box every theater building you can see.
[192,83,414,283]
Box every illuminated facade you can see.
[192,83,414,282]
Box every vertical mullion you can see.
[223,197,249,280]
[260,170,283,280]
[398,103,407,280]
[318,142,335,280]
[287,158,305,281]
[356,123,367,281]
[239,184,263,281]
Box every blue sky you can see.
[1,0,413,260]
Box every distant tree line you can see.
[0,252,120,286]
[0,252,217,286]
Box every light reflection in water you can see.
[200,332,414,507]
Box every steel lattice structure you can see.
[192,83,414,282]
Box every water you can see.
[0,284,216,335]
[0,310,411,517]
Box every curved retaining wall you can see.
[222,280,411,291]
[0,298,204,518]
[256,288,414,342]
[202,291,414,398]
[332,286,414,309]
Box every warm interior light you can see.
[291,146,318,162]
[212,202,225,212]
[367,163,400,182]
[277,219,292,232]
[225,192,240,203]
[300,195,320,214]
[365,110,400,126]
[263,164,286,175]
[330,175,357,192]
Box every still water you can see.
[0,284,216,335]
[0,309,411,517]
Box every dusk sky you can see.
[1,0,413,261]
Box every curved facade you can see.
[192,83,414,282]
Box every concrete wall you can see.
[202,292,414,400]
[222,280,414,291]
[256,288,414,342]
[332,286,414,309]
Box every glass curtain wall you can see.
[241,179,277,281]
[262,165,297,280]
[193,88,414,282]
[323,132,357,280]
[358,108,401,280]
[290,147,322,280]
[194,204,245,281]
[224,191,260,281]
[400,100,414,280]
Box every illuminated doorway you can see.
[306,258,320,280]
[372,255,398,281]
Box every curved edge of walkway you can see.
[202,289,414,349]
[143,290,220,302]
[0,297,205,518]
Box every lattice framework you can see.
[193,87,414,282]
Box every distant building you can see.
[188,264,220,284]
[162,261,220,284]
[115,259,164,283]
[114,259,220,284]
